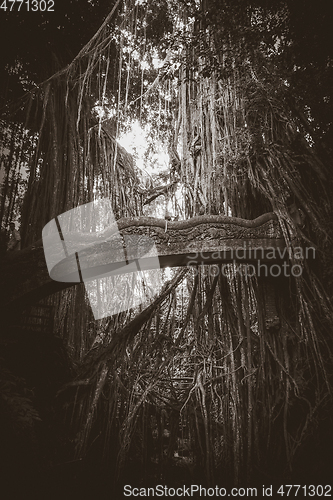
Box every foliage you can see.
[0,359,41,432]
[0,1,116,106]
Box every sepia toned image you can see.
[0,1,332,498]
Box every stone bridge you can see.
[1,212,286,315]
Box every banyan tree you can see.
[1,0,332,495]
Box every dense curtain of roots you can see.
[1,0,333,486]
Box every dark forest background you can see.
[1,1,333,498]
